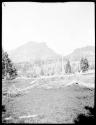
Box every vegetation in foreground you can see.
[2,49,95,123]
[74,106,95,124]
[2,78,94,123]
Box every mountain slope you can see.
[65,46,95,63]
[8,42,60,63]
[8,42,95,64]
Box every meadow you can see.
[2,73,95,123]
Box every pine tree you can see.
[80,57,89,72]
[65,60,71,73]
[2,49,17,80]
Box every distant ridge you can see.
[65,45,95,62]
[8,41,60,63]
[8,42,95,64]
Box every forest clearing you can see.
[2,72,95,123]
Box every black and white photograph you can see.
[2,2,95,123]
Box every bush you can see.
[74,106,95,124]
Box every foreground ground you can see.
[2,73,95,123]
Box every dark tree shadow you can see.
[2,105,6,112]
[2,105,7,123]
[74,106,95,124]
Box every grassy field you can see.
[2,73,95,123]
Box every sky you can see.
[2,2,95,56]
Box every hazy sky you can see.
[2,2,95,56]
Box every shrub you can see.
[74,106,95,124]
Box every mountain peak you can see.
[8,41,59,63]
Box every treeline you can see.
[15,57,94,78]
[2,49,94,79]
